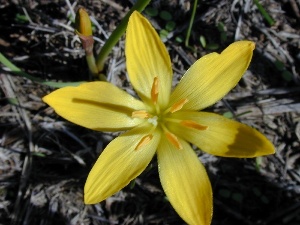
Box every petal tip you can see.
[42,94,53,106]
[262,141,276,156]
[129,10,142,23]
[229,40,256,52]
[84,185,100,205]
[249,41,255,50]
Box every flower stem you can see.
[85,52,98,77]
[185,0,198,47]
[96,0,151,72]
[78,34,100,78]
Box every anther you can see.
[132,110,150,119]
[151,77,159,104]
[169,98,188,113]
[135,134,153,150]
[180,120,208,130]
[165,131,183,150]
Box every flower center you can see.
[132,77,208,150]
[148,116,158,126]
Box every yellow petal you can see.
[84,124,161,204]
[157,136,212,225]
[168,111,275,157]
[126,11,172,110]
[43,81,145,131]
[170,41,255,110]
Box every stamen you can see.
[180,120,208,130]
[151,77,159,104]
[165,131,183,150]
[135,134,153,150]
[132,110,150,119]
[169,98,188,113]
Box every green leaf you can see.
[281,70,293,82]
[220,32,227,42]
[274,60,285,71]
[159,10,172,21]
[0,53,85,88]
[165,21,176,31]
[253,0,275,26]
[206,43,219,50]
[32,152,46,157]
[145,7,158,17]
[175,36,183,43]
[159,29,169,41]
[15,13,29,23]
[223,111,233,119]
[7,98,19,105]
[96,0,152,71]
[129,179,136,189]
[199,35,206,48]
[255,156,263,171]
[217,22,225,32]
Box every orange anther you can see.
[132,110,150,119]
[135,134,153,150]
[169,99,188,113]
[180,120,208,130]
[165,132,183,150]
[151,77,159,104]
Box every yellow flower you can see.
[43,11,275,225]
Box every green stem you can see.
[77,34,99,78]
[185,0,198,47]
[0,52,84,88]
[96,0,151,72]
[253,0,275,26]
[86,52,99,76]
